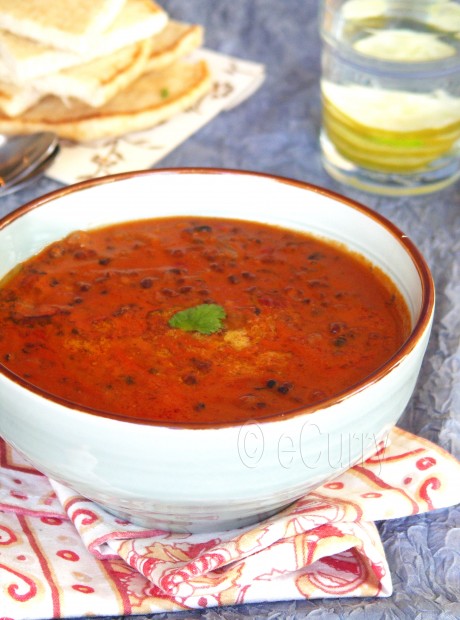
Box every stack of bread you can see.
[0,0,211,141]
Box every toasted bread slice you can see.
[36,38,153,107]
[0,19,204,117]
[0,20,204,117]
[0,80,41,117]
[0,0,168,82]
[0,0,127,53]
[0,60,212,142]
[0,38,152,115]
[145,21,204,73]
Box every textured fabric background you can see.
[1,1,459,619]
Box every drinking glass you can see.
[319,0,460,195]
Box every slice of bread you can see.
[0,38,152,115]
[0,80,41,117]
[0,0,127,53]
[0,0,168,82]
[35,38,153,108]
[0,60,212,142]
[0,20,204,117]
[145,22,204,73]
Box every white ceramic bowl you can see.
[0,169,434,532]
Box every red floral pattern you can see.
[0,427,459,618]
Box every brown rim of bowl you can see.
[0,167,435,429]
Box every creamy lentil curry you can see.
[0,217,411,424]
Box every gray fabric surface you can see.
[1,1,459,618]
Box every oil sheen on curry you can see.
[0,217,411,425]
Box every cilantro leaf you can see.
[168,303,226,335]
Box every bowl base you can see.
[98,502,286,534]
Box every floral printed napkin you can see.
[45,48,266,185]
[1,426,459,619]
[0,428,460,620]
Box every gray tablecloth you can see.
[1,1,459,619]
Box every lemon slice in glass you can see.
[321,81,460,172]
[322,81,460,133]
[353,29,457,61]
[425,2,460,32]
[341,0,386,21]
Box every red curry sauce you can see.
[0,217,411,424]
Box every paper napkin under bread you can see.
[1,427,459,618]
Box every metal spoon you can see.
[0,132,59,192]
[0,142,60,196]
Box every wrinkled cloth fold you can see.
[0,427,459,618]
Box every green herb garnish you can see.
[168,303,226,335]
[160,87,170,99]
